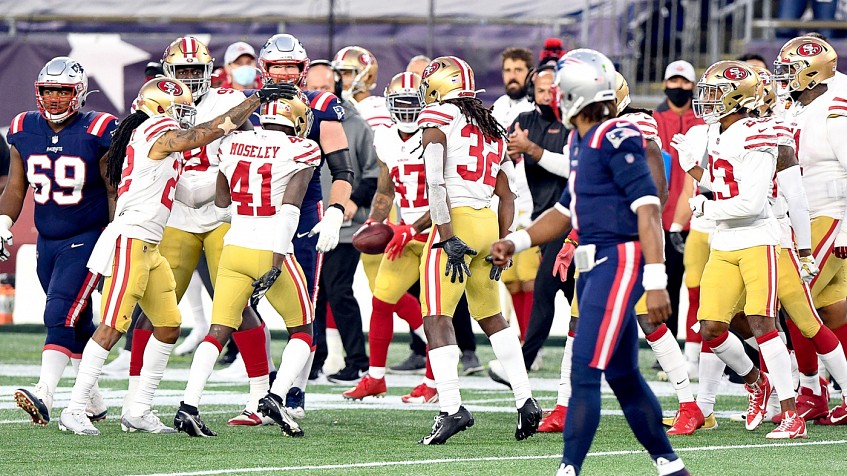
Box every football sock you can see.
[369,297,395,369]
[757,330,795,401]
[684,342,700,365]
[818,343,847,398]
[263,321,276,373]
[129,336,173,418]
[423,377,436,388]
[67,340,109,412]
[429,345,461,415]
[233,325,270,413]
[556,332,575,407]
[292,347,316,392]
[186,272,208,332]
[685,287,701,344]
[425,347,434,381]
[799,373,822,395]
[511,292,527,339]
[646,324,694,403]
[40,346,70,396]
[522,291,534,339]
[706,330,754,377]
[270,333,313,398]
[122,375,139,417]
[129,328,153,377]
[70,355,102,408]
[183,337,222,408]
[489,327,532,407]
[395,293,424,335]
[562,362,602,472]
[696,346,726,417]
[833,324,847,360]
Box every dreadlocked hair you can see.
[444,98,507,142]
[105,110,149,188]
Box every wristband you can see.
[328,203,346,215]
[669,223,683,233]
[642,263,668,291]
[504,229,532,254]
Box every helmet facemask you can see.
[387,94,423,133]
[693,82,733,124]
[35,84,84,123]
[164,63,212,100]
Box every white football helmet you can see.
[35,57,89,123]
[555,49,616,128]
[258,34,310,86]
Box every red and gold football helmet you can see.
[750,65,777,117]
[385,71,423,132]
[332,46,378,100]
[417,56,477,105]
[136,78,196,128]
[162,36,214,100]
[774,36,837,96]
[259,87,313,138]
[614,72,632,114]
[693,60,759,124]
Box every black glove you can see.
[250,266,282,306]
[432,236,477,283]
[669,231,686,255]
[485,255,512,281]
[255,82,298,103]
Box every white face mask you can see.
[232,65,257,86]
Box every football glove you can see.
[250,266,282,307]
[669,231,686,254]
[689,195,707,218]
[835,229,847,259]
[385,222,416,261]
[484,255,512,281]
[553,238,576,282]
[309,205,344,252]
[671,133,698,172]
[0,215,13,261]
[798,255,820,283]
[255,81,298,103]
[432,235,477,283]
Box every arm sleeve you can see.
[536,148,570,177]
[702,150,774,221]
[777,165,812,250]
[826,116,847,232]
[603,126,659,211]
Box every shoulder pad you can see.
[417,103,456,128]
[308,91,344,120]
[291,137,322,165]
[623,112,658,141]
[828,96,847,118]
[140,116,180,142]
[591,118,642,150]
[8,112,29,135]
[86,112,118,137]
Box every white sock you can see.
[799,373,821,395]
[758,334,796,401]
[696,352,726,417]
[40,349,70,396]
[129,337,174,417]
[791,351,800,391]
[556,334,574,407]
[71,356,102,407]
[183,341,220,407]
[270,337,311,398]
[369,366,386,379]
[744,336,759,350]
[429,345,461,414]
[292,350,315,391]
[648,326,694,403]
[122,375,139,417]
[423,377,435,388]
[264,323,276,372]
[710,332,754,377]
[67,340,109,412]
[246,375,269,413]
[489,327,532,408]
[684,342,700,364]
[819,344,847,396]
[412,325,428,344]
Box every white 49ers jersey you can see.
[356,95,393,130]
[621,111,662,149]
[218,129,320,252]
[702,119,780,251]
[417,102,505,209]
[113,115,183,243]
[682,124,715,233]
[373,125,429,227]
[785,88,847,220]
[169,88,247,233]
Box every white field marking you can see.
[127,440,847,476]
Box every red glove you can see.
[553,230,578,282]
[385,222,417,260]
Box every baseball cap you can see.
[224,42,256,65]
[664,60,696,83]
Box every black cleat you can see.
[14,388,50,425]
[515,397,542,440]
[258,392,304,437]
[418,406,474,445]
[174,403,217,437]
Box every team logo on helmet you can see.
[157,80,183,95]
[723,66,749,81]
[359,53,372,64]
[797,42,823,57]
[422,62,440,79]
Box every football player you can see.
[777,36,847,424]
[174,91,318,438]
[5,57,114,426]
[57,77,289,436]
[415,56,541,445]
[341,72,436,403]
[333,46,393,129]
[490,49,686,476]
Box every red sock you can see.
[425,345,434,381]
[511,292,529,340]
[129,328,153,377]
[701,340,712,353]
[786,320,818,375]
[394,293,423,330]
[522,291,534,337]
[369,297,395,368]
[326,304,337,330]
[645,324,669,342]
[232,324,269,378]
[811,324,840,354]
[686,287,702,344]
[833,323,847,359]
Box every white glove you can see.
[798,254,820,284]
[309,206,344,252]
[689,195,707,218]
[671,133,698,172]
[0,215,14,261]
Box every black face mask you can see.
[665,87,693,107]
[537,104,558,121]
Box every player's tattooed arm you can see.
[0,146,30,221]
[775,144,798,172]
[369,159,395,223]
[410,212,432,236]
[99,152,117,221]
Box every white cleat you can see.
[59,409,100,436]
[101,348,131,376]
[86,386,108,422]
[557,464,577,476]
[121,410,177,434]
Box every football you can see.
[352,223,394,254]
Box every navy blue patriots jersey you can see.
[558,118,658,248]
[6,111,116,240]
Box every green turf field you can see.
[1,331,846,476]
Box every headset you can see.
[525,63,556,103]
[309,59,343,98]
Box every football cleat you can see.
[816,398,847,425]
[86,386,108,422]
[227,409,274,426]
[418,406,474,445]
[258,392,304,437]
[121,410,177,434]
[174,404,217,437]
[654,456,690,476]
[515,398,542,440]
[702,412,718,430]
[14,383,52,425]
[388,352,427,374]
[402,383,439,404]
[744,372,772,431]
[342,374,387,400]
[538,404,567,433]
[285,387,306,420]
[666,402,705,436]
[58,409,100,436]
[766,410,807,439]
[556,464,577,476]
[795,383,830,421]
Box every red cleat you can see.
[401,383,438,404]
[744,372,772,431]
[538,404,567,433]
[667,402,705,436]
[766,410,808,439]
[816,398,847,425]
[342,374,387,400]
[795,383,830,421]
